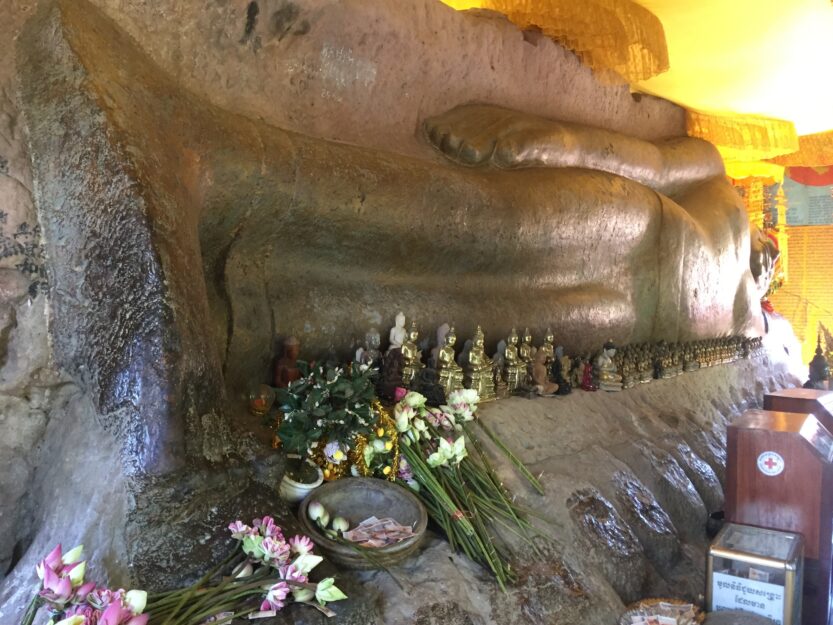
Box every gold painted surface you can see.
[772,130,833,167]
[442,0,668,83]
[686,111,799,163]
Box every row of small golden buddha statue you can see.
[368,312,764,402]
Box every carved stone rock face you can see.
[567,487,646,602]
[669,441,724,513]
[613,471,681,572]
[19,0,767,477]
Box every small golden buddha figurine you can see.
[683,346,700,372]
[539,328,555,365]
[465,326,496,401]
[621,357,636,389]
[437,325,464,397]
[401,321,424,387]
[595,340,623,392]
[519,328,536,371]
[639,347,653,384]
[503,328,527,391]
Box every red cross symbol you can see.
[764,457,778,470]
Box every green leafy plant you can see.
[276,363,376,459]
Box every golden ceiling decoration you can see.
[724,161,785,184]
[442,0,669,83]
[686,111,799,163]
[771,130,833,167]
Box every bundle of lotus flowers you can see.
[21,517,347,625]
[389,389,544,590]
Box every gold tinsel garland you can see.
[772,130,833,167]
[350,401,400,482]
[687,111,799,163]
[311,401,400,481]
[441,0,668,83]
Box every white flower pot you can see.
[279,456,324,503]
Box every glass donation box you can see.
[726,409,833,625]
[707,523,803,625]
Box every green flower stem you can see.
[439,464,508,589]
[401,443,475,537]
[19,591,40,625]
[149,550,244,604]
[169,568,271,625]
[459,455,533,539]
[471,495,538,543]
[154,548,242,625]
[453,465,512,588]
[180,577,323,625]
[417,441,506,586]
[474,420,544,494]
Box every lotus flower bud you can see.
[307,501,327,522]
[318,509,331,528]
[61,545,83,566]
[68,561,86,587]
[331,516,350,532]
[292,587,315,602]
[125,589,148,614]
[372,439,387,453]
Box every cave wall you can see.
[0,0,65,581]
[82,0,684,161]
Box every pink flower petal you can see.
[44,544,62,566]
[42,565,60,592]
[55,576,72,600]
[100,601,123,625]
[75,581,96,601]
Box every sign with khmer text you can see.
[712,572,785,625]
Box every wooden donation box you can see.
[726,410,833,625]
[707,522,803,625]
[764,388,833,434]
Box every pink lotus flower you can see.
[99,600,148,625]
[40,565,73,605]
[36,544,64,580]
[260,537,290,565]
[75,581,96,602]
[288,535,314,556]
[394,387,408,402]
[278,564,307,584]
[260,581,290,612]
[254,516,284,540]
[87,588,123,610]
[227,521,253,539]
[397,458,414,481]
[63,604,102,624]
